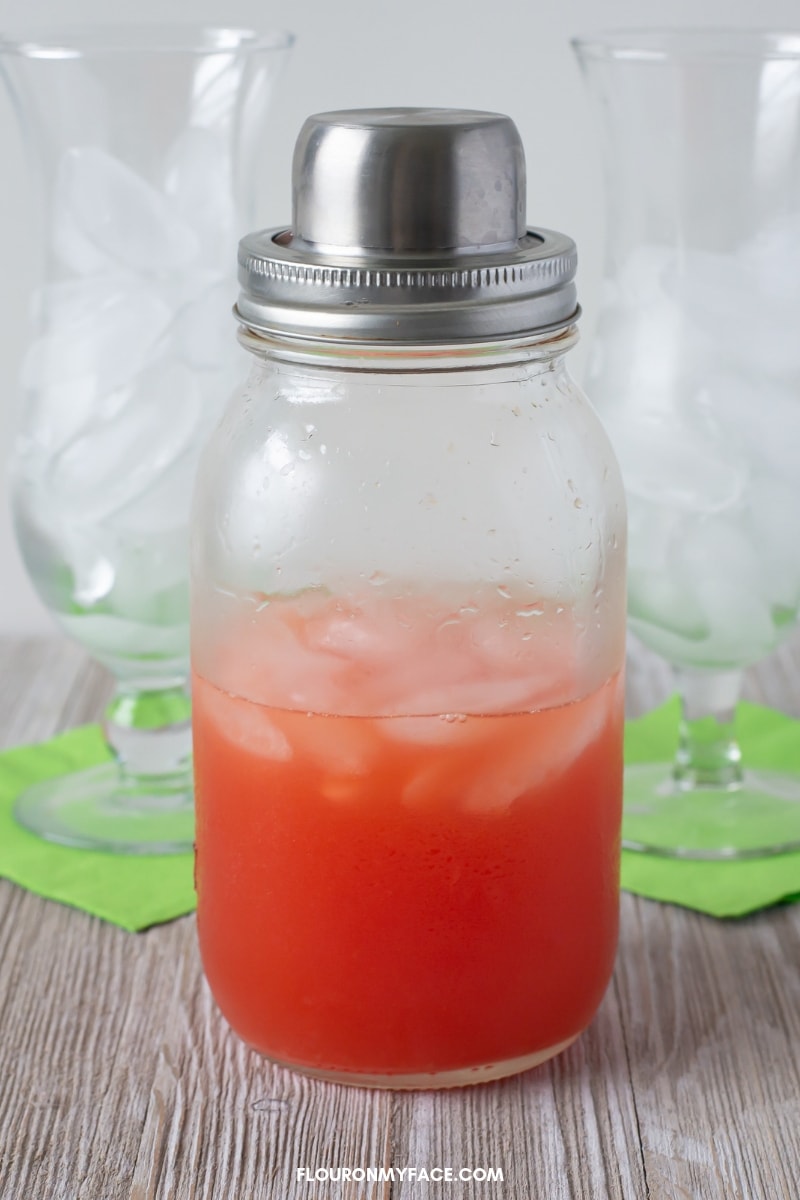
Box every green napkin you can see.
[622,697,800,917]
[0,725,195,931]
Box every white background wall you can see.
[0,0,795,634]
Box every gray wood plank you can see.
[613,899,800,1200]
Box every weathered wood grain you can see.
[0,633,799,1200]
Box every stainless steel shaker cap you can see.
[236,108,579,344]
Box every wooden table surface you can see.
[1,633,799,1200]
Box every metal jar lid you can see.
[236,108,579,345]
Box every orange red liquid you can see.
[193,601,624,1080]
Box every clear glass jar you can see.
[191,324,626,1088]
[191,106,627,1088]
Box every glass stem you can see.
[672,668,744,790]
[102,680,193,785]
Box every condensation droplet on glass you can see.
[298,449,311,461]
[320,444,327,455]
[440,713,467,723]
[490,432,499,447]
[280,462,294,476]
[369,570,388,587]
[574,497,584,509]
[303,423,316,438]
[496,585,512,599]
[516,605,544,618]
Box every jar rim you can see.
[236,322,580,372]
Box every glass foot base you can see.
[14,762,194,854]
[257,1035,579,1090]
[623,761,800,859]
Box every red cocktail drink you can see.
[193,589,624,1085]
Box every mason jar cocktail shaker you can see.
[191,108,627,1088]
